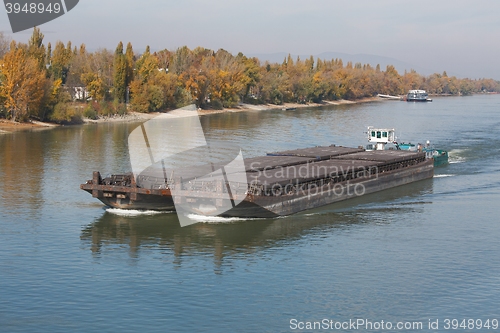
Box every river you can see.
[1,95,499,332]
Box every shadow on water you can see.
[80,179,434,266]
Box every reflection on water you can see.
[0,132,45,216]
[81,178,434,270]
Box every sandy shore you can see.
[0,119,59,133]
[82,111,160,123]
[0,97,382,132]
[84,97,382,119]
[199,97,381,115]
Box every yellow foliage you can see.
[0,45,47,121]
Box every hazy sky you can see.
[2,0,499,79]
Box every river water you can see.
[1,95,499,332]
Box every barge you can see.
[81,144,434,218]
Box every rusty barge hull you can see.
[219,159,434,217]
[80,172,175,211]
[81,145,434,217]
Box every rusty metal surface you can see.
[245,158,382,186]
[267,145,364,159]
[80,171,174,210]
[247,158,435,217]
[219,159,434,218]
[242,155,315,171]
[334,150,425,163]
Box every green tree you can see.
[239,55,260,102]
[27,27,46,71]
[125,42,135,92]
[113,41,127,102]
[171,46,194,75]
[49,41,73,84]
[66,44,89,89]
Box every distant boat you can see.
[406,90,432,102]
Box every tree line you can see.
[1,28,499,123]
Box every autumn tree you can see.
[66,44,89,88]
[46,42,52,65]
[425,73,443,94]
[180,63,209,108]
[171,46,194,75]
[442,75,459,95]
[209,49,247,107]
[382,65,404,95]
[256,63,289,105]
[477,78,499,92]
[80,49,113,102]
[81,72,105,102]
[0,43,47,121]
[130,69,178,112]
[79,49,114,102]
[402,69,423,91]
[130,48,163,112]
[459,79,475,95]
[239,54,260,102]
[155,49,172,72]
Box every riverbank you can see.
[83,97,382,120]
[0,97,381,132]
[198,97,381,116]
[0,119,59,133]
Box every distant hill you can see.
[247,51,432,76]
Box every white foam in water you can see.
[448,149,467,164]
[106,208,169,216]
[434,174,456,178]
[186,214,254,224]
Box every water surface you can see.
[1,95,499,332]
